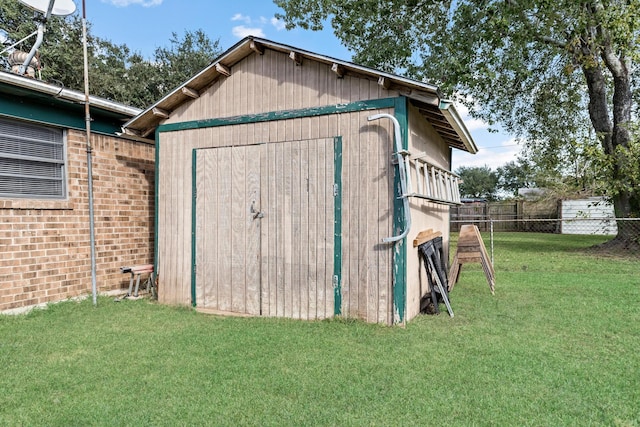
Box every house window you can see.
[0,117,66,199]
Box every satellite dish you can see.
[18,0,76,16]
[12,0,76,76]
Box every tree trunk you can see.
[581,46,639,248]
[605,56,640,246]
[582,63,613,153]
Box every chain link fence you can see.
[449,199,640,265]
[450,217,640,265]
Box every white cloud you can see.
[448,93,521,170]
[230,13,274,38]
[271,17,286,31]
[454,100,489,132]
[102,0,162,7]
[230,13,286,39]
[453,138,521,170]
[463,117,488,132]
[231,13,251,24]
[232,25,265,38]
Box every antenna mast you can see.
[81,0,98,307]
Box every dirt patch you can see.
[582,237,640,259]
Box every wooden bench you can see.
[120,264,155,299]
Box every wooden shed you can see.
[123,37,477,325]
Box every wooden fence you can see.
[450,200,559,232]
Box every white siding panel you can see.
[560,197,617,235]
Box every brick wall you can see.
[0,129,155,311]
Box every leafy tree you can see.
[456,166,498,200]
[495,156,570,197]
[275,0,640,247]
[519,135,605,195]
[496,160,535,197]
[90,39,137,105]
[0,1,221,108]
[588,124,640,205]
[153,30,221,96]
[89,30,221,107]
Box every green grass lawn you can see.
[1,233,638,426]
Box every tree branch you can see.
[503,0,568,49]
[595,18,628,79]
[536,35,568,50]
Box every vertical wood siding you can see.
[405,103,453,320]
[194,139,337,320]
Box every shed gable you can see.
[123,37,477,154]
[164,49,396,125]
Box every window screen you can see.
[0,117,66,199]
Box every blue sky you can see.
[81,0,520,170]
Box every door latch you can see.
[250,200,265,219]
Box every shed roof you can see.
[122,36,477,154]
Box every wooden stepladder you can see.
[414,229,454,317]
[448,225,495,294]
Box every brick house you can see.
[0,71,155,312]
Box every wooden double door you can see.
[193,138,340,319]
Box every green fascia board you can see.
[0,92,128,136]
[157,98,398,133]
[333,136,343,316]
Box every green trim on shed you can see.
[157,98,398,134]
[333,136,343,316]
[154,128,160,299]
[191,148,198,307]
[157,96,406,322]
[392,97,409,324]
